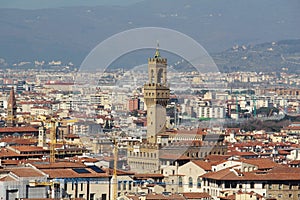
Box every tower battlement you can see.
[143,83,170,89]
[148,57,167,63]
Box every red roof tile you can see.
[0,127,38,133]
[8,167,45,177]
[41,168,109,178]
[242,158,279,170]
[192,160,212,171]
[182,192,211,199]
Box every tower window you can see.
[188,177,193,188]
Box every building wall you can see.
[160,165,183,194]
[267,181,300,200]
[63,178,110,200]
[127,145,160,173]
[202,179,267,199]
[0,176,48,199]
[198,106,225,119]
[178,162,206,193]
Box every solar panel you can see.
[73,168,91,173]
[89,166,105,173]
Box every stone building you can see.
[127,47,227,174]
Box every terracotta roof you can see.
[202,166,300,181]
[41,168,109,178]
[278,150,290,155]
[11,146,47,153]
[0,175,17,182]
[0,148,20,158]
[64,134,80,139]
[192,160,212,171]
[8,167,45,177]
[205,154,231,162]
[0,137,37,145]
[242,158,279,170]
[182,192,211,199]
[146,194,185,200]
[0,127,38,133]
[227,151,257,157]
[289,160,300,165]
[104,168,135,176]
[1,159,21,166]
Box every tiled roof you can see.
[11,146,47,153]
[0,175,17,182]
[202,166,300,181]
[104,168,135,176]
[1,159,21,166]
[8,167,45,177]
[242,158,279,169]
[289,160,300,165]
[227,151,257,157]
[182,192,211,199]
[0,148,20,158]
[64,134,80,139]
[0,137,37,145]
[146,194,185,200]
[205,154,231,162]
[0,127,38,133]
[41,168,109,178]
[192,160,212,171]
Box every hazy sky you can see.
[0,0,143,9]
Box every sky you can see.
[0,0,143,9]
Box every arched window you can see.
[157,68,163,84]
[150,69,154,82]
[178,177,183,187]
[118,181,121,190]
[188,177,193,188]
[123,181,127,190]
[197,177,201,188]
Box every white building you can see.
[198,106,225,119]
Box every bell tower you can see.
[6,87,17,127]
[144,44,170,143]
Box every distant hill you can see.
[213,39,300,73]
[0,0,299,69]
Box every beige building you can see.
[31,162,112,200]
[201,166,300,200]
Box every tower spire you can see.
[154,40,160,58]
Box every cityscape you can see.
[0,1,300,200]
